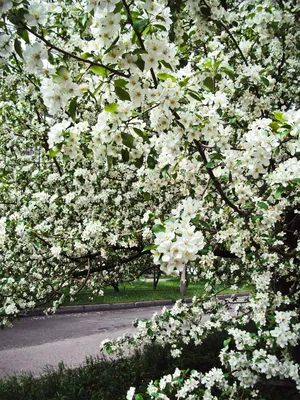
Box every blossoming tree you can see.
[1,0,300,398]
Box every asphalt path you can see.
[0,306,167,379]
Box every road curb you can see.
[21,293,251,318]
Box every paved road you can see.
[0,306,167,379]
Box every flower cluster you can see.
[153,219,205,275]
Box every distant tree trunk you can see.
[180,267,187,296]
[153,267,161,290]
[111,282,119,292]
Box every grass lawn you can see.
[66,278,253,306]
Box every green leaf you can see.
[203,77,214,91]
[82,144,92,159]
[221,389,232,396]
[291,178,300,185]
[257,202,268,210]
[143,192,151,201]
[90,65,108,77]
[133,18,150,33]
[274,186,285,199]
[17,27,30,44]
[191,215,200,225]
[147,155,156,169]
[161,165,169,177]
[153,224,165,233]
[133,128,145,138]
[69,97,77,121]
[187,89,202,101]
[57,66,69,78]
[220,65,235,79]
[142,244,158,252]
[147,328,154,336]
[79,13,89,27]
[104,36,120,55]
[260,76,269,86]
[157,73,176,82]
[178,77,191,87]
[199,220,211,229]
[200,6,211,16]
[269,122,279,132]
[274,111,286,123]
[80,52,92,59]
[104,103,119,113]
[114,78,128,88]
[107,155,113,170]
[223,338,232,347]
[122,133,135,148]
[154,24,167,31]
[8,8,27,25]
[214,58,222,68]
[132,48,148,55]
[49,146,62,159]
[175,119,185,130]
[159,60,173,70]
[279,130,289,139]
[210,152,223,161]
[121,149,129,162]
[202,58,212,68]
[135,58,145,71]
[115,86,131,101]
[114,1,123,13]
[135,395,144,400]
[205,161,215,169]
[134,155,143,168]
[14,39,23,59]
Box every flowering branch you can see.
[202,0,248,66]
[21,23,130,78]
[121,0,158,88]
[218,21,248,66]
[194,139,249,216]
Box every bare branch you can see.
[72,250,149,278]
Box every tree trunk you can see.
[180,267,187,296]
[111,282,119,292]
[153,267,161,290]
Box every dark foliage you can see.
[0,330,298,399]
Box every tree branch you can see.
[72,250,149,278]
[201,0,248,66]
[21,23,129,78]
[274,50,286,85]
[213,249,239,259]
[269,246,297,258]
[218,21,248,66]
[121,0,158,88]
[194,140,249,216]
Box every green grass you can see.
[66,278,253,306]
